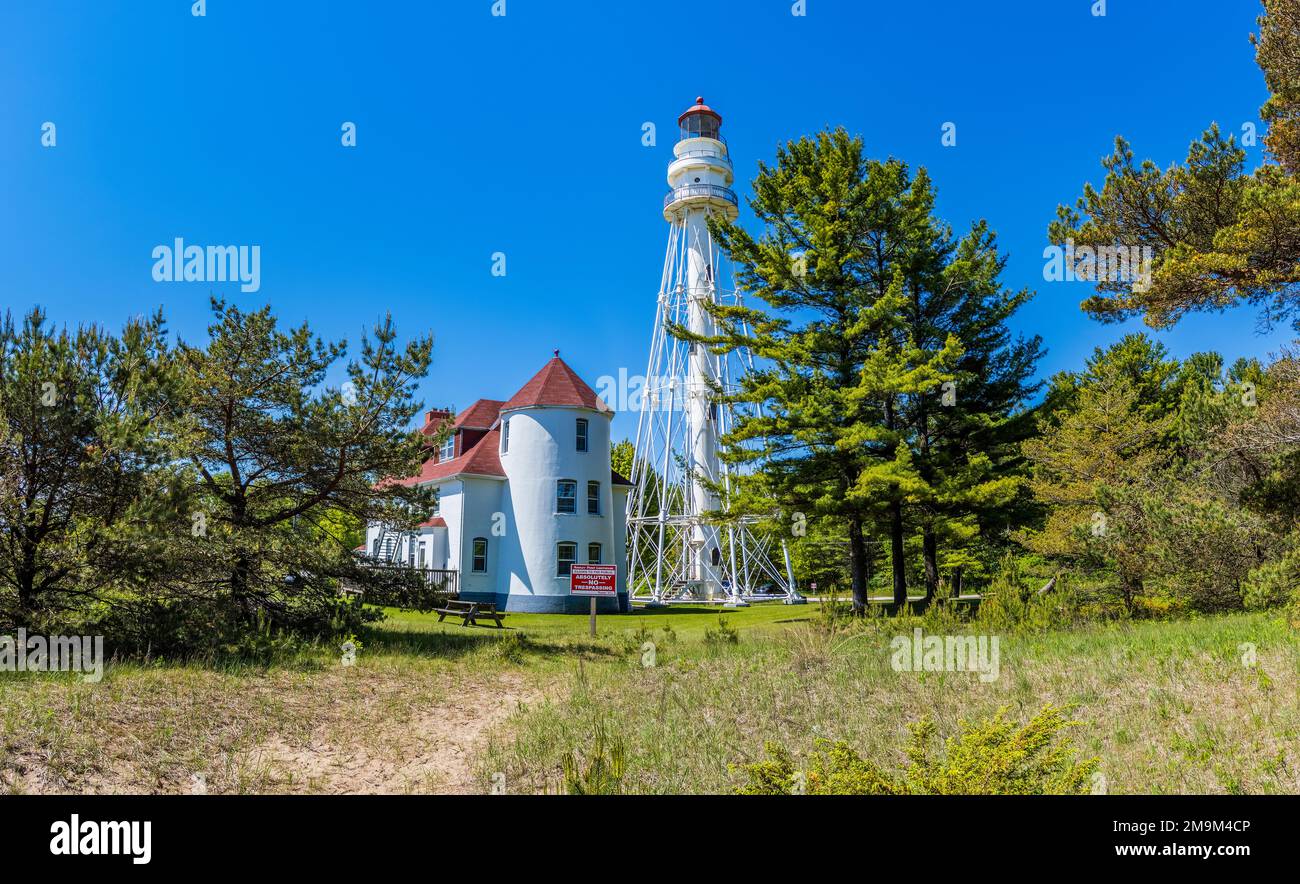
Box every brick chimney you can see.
[421,407,454,435]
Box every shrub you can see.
[1241,546,1300,611]
[903,704,1098,795]
[975,558,1088,632]
[85,592,380,661]
[735,704,1098,795]
[490,631,528,664]
[704,616,739,646]
[563,722,625,795]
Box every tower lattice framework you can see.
[625,98,802,607]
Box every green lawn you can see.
[378,599,816,644]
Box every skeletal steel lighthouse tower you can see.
[626,98,802,606]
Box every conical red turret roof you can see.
[502,353,610,414]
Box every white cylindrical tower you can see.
[498,355,623,613]
[628,98,803,607]
[665,98,737,597]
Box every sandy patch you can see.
[239,672,541,794]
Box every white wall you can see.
[499,406,617,605]
[456,476,505,597]
[613,485,630,593]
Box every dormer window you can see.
[576,418,589,452]
[439,434,455,461]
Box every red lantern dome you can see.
[677,97,722,140]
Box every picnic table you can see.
[433,599,507,628]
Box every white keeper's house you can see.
[364,352,633,613]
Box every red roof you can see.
[679,96,721,124]
[392,356,611,489]
[502,355,610,414]
[455,399,505,429]
[418,399,504,437]
[397,426,505,485]
[417,516,448,529]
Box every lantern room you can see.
[678,97,723,141]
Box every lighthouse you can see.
[626,98,802,607]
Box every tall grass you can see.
[480,610,1300,795]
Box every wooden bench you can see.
[433,599,507,628]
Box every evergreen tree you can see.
[1020,335,1183,612]
[1049,0,1300,329]
[0,308,176,625]
[1254,0,1300,175]
[611,439,634,480]
[168,299,435,629]
[894,219,1045,600]
[703,129,1039,610]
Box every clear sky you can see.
[0,0,1287,442]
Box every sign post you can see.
[570,564,617,637]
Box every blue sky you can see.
[0,0,1287,442]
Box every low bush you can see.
[735,704,1098,795]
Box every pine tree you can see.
[1049,0,1300,329]
[894,219,1045,601]
[0,308,176,624]
[703,130,960,610]
[168,299,435,629]
[1019,335,1182,612]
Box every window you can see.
[501,418,509,454]
[711,546,721,566]
[439,433,455,461]
[418,545,426,568]
[587,542,602,564]
[472,538,488,573]
[371,537,380,557]
[587,480,601,515]
[576,418,589,452]
[431,489,440,515]
[556,542,577,577]
[556,480,577,514]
